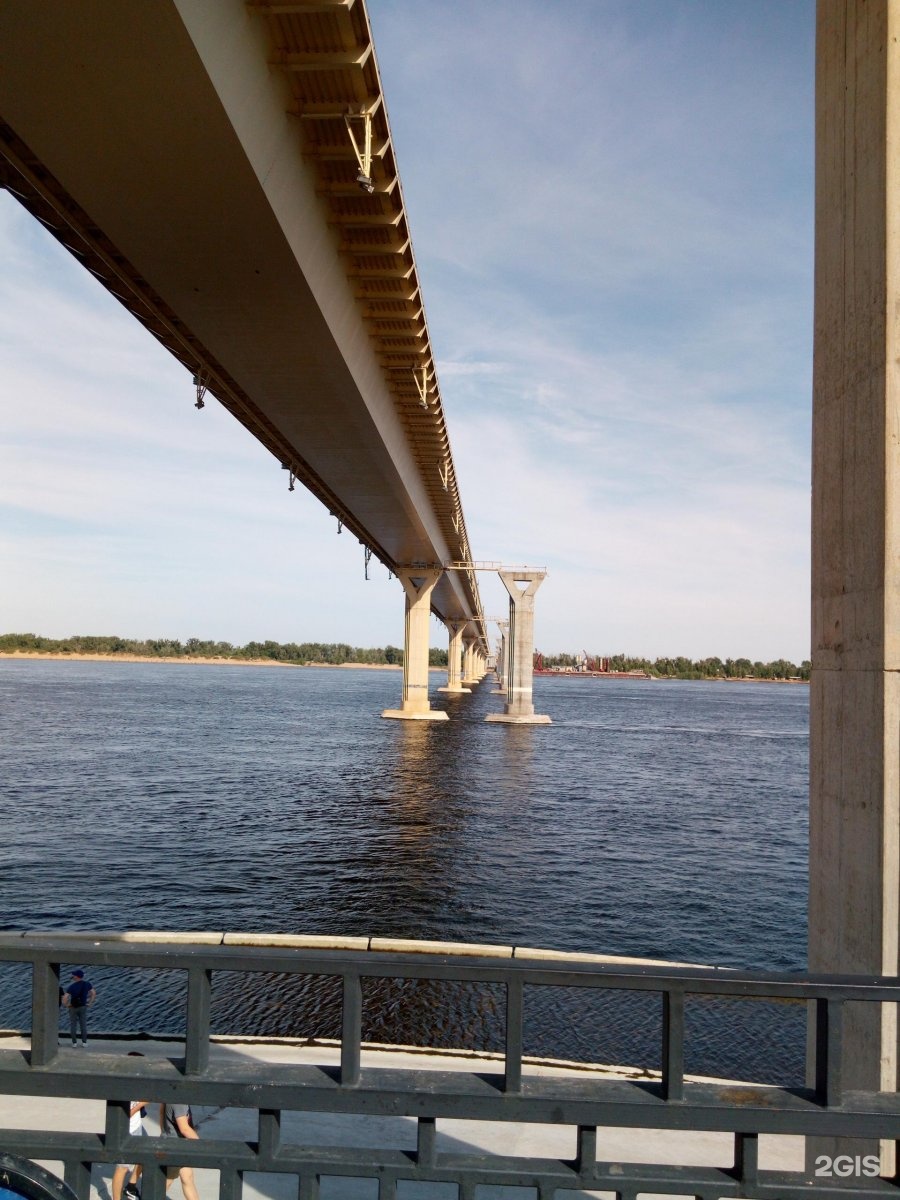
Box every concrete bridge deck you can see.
[0,0,485,645]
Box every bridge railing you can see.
[0,932,898,1200]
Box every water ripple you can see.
[0,662,808,1080]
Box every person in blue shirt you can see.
[62,968,96,1046]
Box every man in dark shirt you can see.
[62,968,96,1046]
[161,1103,200,1200]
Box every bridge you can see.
[0,0,553,721]
[4,0,900,1181]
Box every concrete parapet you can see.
[24,930,226,945]
[223,933,369,950]
[370,937,513,958]
[13,930,724,971]
[512,945,726,970]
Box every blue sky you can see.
[0,0,815,660]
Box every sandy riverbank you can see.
[0,652,407,670]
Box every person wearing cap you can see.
[62,968,96,1046]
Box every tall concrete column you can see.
[809,0,899,1171]
[382,568,448,721]
[492,621,509,695]
[461,638,478,686]
[486,571,551,724]
[438,619,471,694]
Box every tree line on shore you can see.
[1,634,809,679]
[540,652,810,680]
[0,633,449,667]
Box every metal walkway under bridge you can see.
[1,931,899,1199]
[0,0,487,656]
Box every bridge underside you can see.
[0,0,485,645]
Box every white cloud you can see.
[2,1,816,663]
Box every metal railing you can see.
[0,932,898,1199]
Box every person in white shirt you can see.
[112,1052,147,1200]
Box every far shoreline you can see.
[0,651,407,670]
[0,651,808,683]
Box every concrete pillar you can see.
[808,0,899,1172]
[492,621,509,694]
[438,619,471,694]
[486,571,551,724]
[461,638,478,686]
[382,568,448,721]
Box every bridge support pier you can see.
[492,621,509,694]
[438,619,471,694]
[486,572,550,724]
[461,638,479,687]
[382,569,448,722]
[808,0,899,1173]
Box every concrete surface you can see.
[809,0,900,1173]
[3,1033,804,1200]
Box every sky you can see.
[0,0,815,661]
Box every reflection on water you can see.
[0,660,808,1079]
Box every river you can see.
[0,658,809,1083]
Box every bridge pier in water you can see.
[486,571,551,724]
[492,620,509,694]
[461,637,480,687]
[809,0,900,1170]
[381,569,448,722]
[438,619,471,694]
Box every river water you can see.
[0,659,809,1083]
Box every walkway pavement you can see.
[3,1033,804,1200]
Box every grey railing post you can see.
[257,1109,281,1163]
[140,1161,167,1200]
[219,1169,243,1200]
[298,1177,319,1200]
[575,1125,597,1176]
[184,966,211,1075]
[341,972,362,1086]
[661,989,685,1101]
[504,977,524,1092]
[416,1116,437,1167]
[734,1131,759,1188]
[814,996,843,1106]
[103,1100,130,1156]
[63,1161,91,1200]
[30,958,60,1066]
